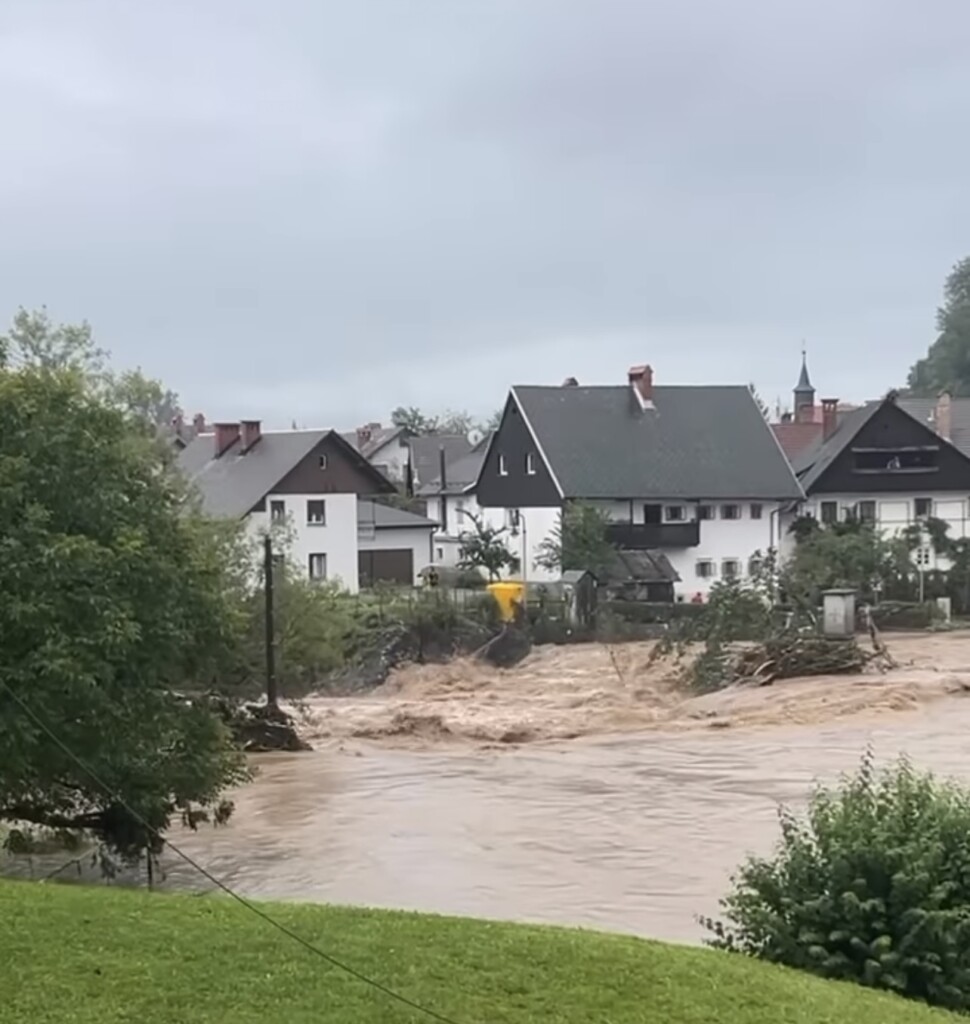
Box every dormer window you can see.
[525,452,536,475]
[498,454,508,476]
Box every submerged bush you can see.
[705,753,970,1012]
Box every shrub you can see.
[601,601,707,625]
[705,753,970,1012]
[866,601,938,631]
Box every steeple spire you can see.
[793,346,815,422]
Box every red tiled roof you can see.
[772,421,823,461]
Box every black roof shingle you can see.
[512,384,803,500]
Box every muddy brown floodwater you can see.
[151,634,970,944]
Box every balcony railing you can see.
[605,522,701,549]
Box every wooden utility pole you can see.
[263,534,278,708]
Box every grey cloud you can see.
[1,0,969,426]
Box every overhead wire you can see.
[0,678,470,1024]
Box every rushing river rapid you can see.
[8,636,970,944]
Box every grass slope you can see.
[1,880,958,1024]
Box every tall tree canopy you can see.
[907,257,970,395]
[0,326,247,860]
[0,307,182,433]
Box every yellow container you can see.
[487,581,525,623]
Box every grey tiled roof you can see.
[512,385,803,500]
[408,434,473,488]
[416,436,490,496]
[357,499,436,529]
[340,426,407,459]
[177,429,392,518]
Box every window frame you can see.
[914,497,933,519]
[306,499,327,526]
[720,504,741,521]
[749,503,763,520]
[695,559,716,579]
[857,500,877,524]
[525,452,537,476]
[696,504,714,521]
[270,499,286,522]
[318,454,328,470]
[665,505,685,522]
[820,500,839,525]
[308,552,327,580]
[721,558,741,579]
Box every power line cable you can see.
[0,679,469,1024]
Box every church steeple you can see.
[793,348,815,423]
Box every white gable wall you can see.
[246,492,359,591]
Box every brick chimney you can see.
[628,364,654,408]
[935,391,952,442]
[240,419,262,452]
[821,398,839,441]
[213,422,241,457]
[192,412,207,436]
[356,424,373,448]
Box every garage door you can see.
[358,549,414,588]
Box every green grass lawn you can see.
[1,879,959,1024]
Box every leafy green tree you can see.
[706,753,970,1013]
[1,308,183,433]
[535,502,616,578]
[781,518,915,610]
[908,257,970,395]
[457,511,520,581]
[391,405,438,433]
[0,365,248,860]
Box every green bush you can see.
[705,753,970,1013]
[867,601,938,631]
[601,601,707,624]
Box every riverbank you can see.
[298,632,970,746]
[0,880,956,1023]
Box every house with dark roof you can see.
[339,423,413,483]
[784,392,970,571]
[416,436,491,567]
[178,421,436,591]
[474,364,804,596]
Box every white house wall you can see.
[798,491,970,570]
[426,494,560,586]
[366,437,410,482]
[246,491,360,592]
[588,497,784,597]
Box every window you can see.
[498,454,508,476]
[696,505,714,521]
[720,504,741,520]
[857,500,876,524]
[436,547,444,560]
[665,505,685,521]
[270,499,286,522]
[749,503,763,520]
[308,553,327,580]
[318,454,328,470]
[525,452,537,475]
[306,499,326,525]
[915,497,933,519]
[721,559,740,579]
[695,559,715,579]
[820,500,838,525]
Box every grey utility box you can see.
[822,589,856,638]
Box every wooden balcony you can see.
[605,522,701,549]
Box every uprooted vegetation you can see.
[651,578,895,693]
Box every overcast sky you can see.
[2,1,969,427]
